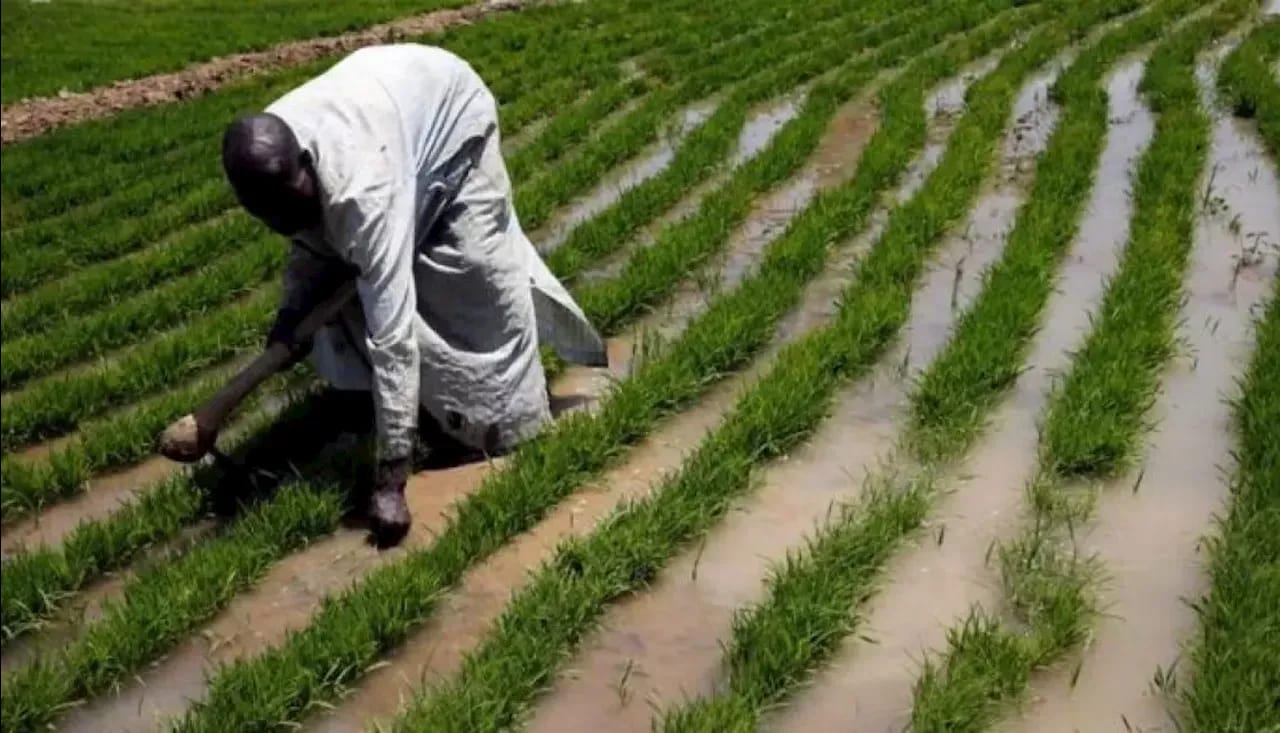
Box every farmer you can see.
[219,43,607,547]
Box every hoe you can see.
[156,280,357,466]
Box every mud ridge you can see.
[0,0,531,146]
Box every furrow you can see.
[532,99,719,253]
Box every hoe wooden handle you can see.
[157,279,359,463]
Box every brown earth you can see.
[0,0,529,146]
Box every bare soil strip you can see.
[0,0,529,145]
[994,48,1280,733]
[521,64,1002,733]
[307,81,898,733]
[766,54,1150,733]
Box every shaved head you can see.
[221,113,321,235]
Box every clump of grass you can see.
[1216,17,1279,157]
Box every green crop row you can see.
[398,3,1106,729]
[909,5,1253,731]
[0,475,348,733]
[154,3,1047,731]
[0,0,677,189]
[0,286,277,452]
[658,0,1211,728]
[1,232,282,388]
[0,360,302,522]
[0,371,324,637]
[0,0,888,667]
[511,1,877,233]
[0,0,862,453]
[0,0,695,248]
[1181,274,1280,732]
[545,0,940,290]
[1,213,261,340]
[1217,17,1280,157]
[0,0,765,233]
[1,0,477,103]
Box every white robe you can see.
[265,44,606,459]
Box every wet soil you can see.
[767,53,1142,733]
[0,0,530,145]
[533,99,718,253]
[994,50,1280,733]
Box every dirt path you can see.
[994,47,1280,733]
[766,52,1147,733]
[520,58,1008,732]
[0,0,529,146]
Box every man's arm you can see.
[333,187,421,462]
[271,241,355,359]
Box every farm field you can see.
[1,0,1277,731]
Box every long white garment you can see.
[265,44,606,458]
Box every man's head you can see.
[221,113,321,236]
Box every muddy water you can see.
[579,92,807,285]
[533,99,718,254]
[519,60,1014,732]
[0,454,179,558]
[995,54,1280,733]
[766,56,1153,733]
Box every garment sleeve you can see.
[330,184,421,461]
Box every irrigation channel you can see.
[1,0,1277,732]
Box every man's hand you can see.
[267,305,314,369]
[369,453,413,548]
